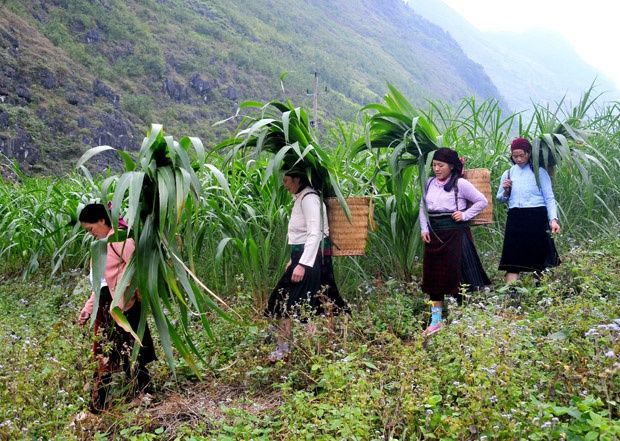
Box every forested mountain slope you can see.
[0,0,502,174]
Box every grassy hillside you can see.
[0,0,502,175]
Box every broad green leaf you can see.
[110,306,141,343]
[77,145,117,169]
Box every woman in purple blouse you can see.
[419,148,491,336]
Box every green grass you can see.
[1,237,620,440]
[0,271,93,438]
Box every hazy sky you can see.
[441,0,620,89]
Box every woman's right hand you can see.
[291,264,306,283]
[421,232,431,243]
[502,179,512,195]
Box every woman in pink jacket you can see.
[78,203,156,413]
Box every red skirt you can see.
[422,214,490,301]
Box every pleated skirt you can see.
[265,245,350,319]
[422,214,490,302]
[498,206,557,273]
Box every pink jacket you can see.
[81,230,138,316]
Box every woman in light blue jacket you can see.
[496,138,561,284]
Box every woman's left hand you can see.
[78,310,90,326]
[291,264,306,283]
[550,219,561,234]
[452,211,464,222]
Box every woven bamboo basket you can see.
[463,168,493,226]
[325,197,370,256]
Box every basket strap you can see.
[300,190,319,201]
[505,168,512,198]
[299,189,330,260]
[369,198,376,232]
[454,177,459,211]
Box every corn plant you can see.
[214,74,351,218]
[585,101,620,224]
[423,96,515,171]
[352,83,441,182]
[193,157,291,310]
[77,124,237,378]
[351,83,441,279]
[516,84,608,210]
[0,160,94,277]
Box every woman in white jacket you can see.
[264,170,349,362]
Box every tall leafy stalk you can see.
[423,96,516,173]
[516,84,610,217]
[77,124,237,378]
[0,158,94,278]
[194,157,290,310]
[214,74,350,217]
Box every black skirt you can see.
[93,288,157,370]
[499,206,559,273]
[265,246,349,319]
[90,287,156,412]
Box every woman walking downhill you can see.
[419,148,491,336]
[78,203,156,414]
[265,169,350,362]
[496,137,561,286]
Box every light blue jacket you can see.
[496,164,558,222]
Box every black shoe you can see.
[506,287,521,307]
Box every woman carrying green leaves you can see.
[496,138,561,285]
[419,148,490,336]
[265,169,349,362]
[78,203,156,413]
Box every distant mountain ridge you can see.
[406,0,620,113]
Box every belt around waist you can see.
[428,212,453,218]
[291,238,332,253]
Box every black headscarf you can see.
[432,147,462,192]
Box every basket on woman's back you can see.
[463,168,493,226]
[325,197,371,256]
